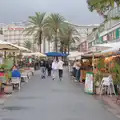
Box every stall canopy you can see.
[99,41,120,55]
[0,40,31,53]
[81,52,102,59]
[68,51,83,60]
[14,45,31,53]
[23,52,46,57]
[0,40,20,51]
[45,52,67,57]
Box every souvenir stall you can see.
[81,52,102,94]
[0,40,20,92]
[93,42,120,95]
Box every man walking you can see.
[58,58,64,81]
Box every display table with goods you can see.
[20,67,34,82]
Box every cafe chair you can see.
[11,77,21,90]
[100,75,116,96]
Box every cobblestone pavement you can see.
[0,68,119,120]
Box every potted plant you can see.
[110,62,120,95]
[94,71,103,94]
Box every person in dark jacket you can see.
[40,60,46,79]
[46,60,52,76]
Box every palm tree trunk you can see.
[48,40,50,52]
[39,44,41,53]
[55,35,58,52]
[43,38,46,53]
[68,44,70,54]
[55,41,58,52]
[39,31,42,52]
[55,31,58,52]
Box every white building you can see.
[69,23,99,52]
[3,24,33,46]
[1,24,52,53]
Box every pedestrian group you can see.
[40,58,64,81]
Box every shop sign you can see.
[8,27,25,31]
[85,72,94,94]
[103,35,108,41]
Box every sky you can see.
[0,0,103,25]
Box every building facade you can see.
[1,24,52,53]
[70,24,99,53]
[87,7,120,52]
[3,24,33,46]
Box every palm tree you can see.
[60,23,79,54]
[24,40,32,50]
[43,28,53,52]
[25,12,46,52]
[45,13,65,52]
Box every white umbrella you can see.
[68,51,83,60]
[14,45,31,52]
[23,52,46,57]
[101,42,120,54]
[0,40,19,51]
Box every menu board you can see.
[85,72,94,94]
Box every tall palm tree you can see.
[45,13,65,52]
[25,12,46,52]
[43,28,53,52]
[24,40,32,50]
[60,23,79,54]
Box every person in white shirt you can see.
[52,59,58,80]
[58,58,64,81]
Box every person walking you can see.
[46,60,52,76]
[58,58,64,81]
[40,59,46,79]
[52,59,58,80]
[75,60,81,82]
[72,60,77,78]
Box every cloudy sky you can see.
[0,0,103,25]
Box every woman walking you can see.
[52,59,58,80]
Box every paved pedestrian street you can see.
[0,69,119,120]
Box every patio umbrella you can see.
[45,52,67,57]
[0,40,19,51]
[67,51,83,60]
[15,46,31,53]
[23,52,46,57]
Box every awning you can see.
[45,52,67,57]
[23,52,46,57]
[101,42,120,55]
[14,45,31,52]
[67,51,83,60]
[0,40,20,51]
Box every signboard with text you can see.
[85,72,94,94]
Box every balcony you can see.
[104,7,120,30]
[108,7,120,19]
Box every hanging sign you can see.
[85,72,94,94]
